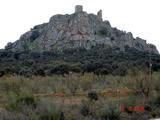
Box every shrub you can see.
[0,77,21,93]
[17,94,36,107]
[79,74,93,91]
[50,65,69,75]
[112,66,127,76]
[69,65,81,73]
[94,68,109,75]
[87,91,98,101]
[5,92,37,111]
[19,68,33,77]
[64,74,82,94]
[22,60,34,66]
[0,70,5,77]
[80,99,122,120]
[154,95,160,106]
[83,63,97,73]
[79,100,90,116]
[144,104,152,112]
[4,67,15,75]
[37,98,64,120]
[100,103,121,120]
[35,69,46,76]
[126,69,152,97]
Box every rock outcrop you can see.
[5,5,159,54]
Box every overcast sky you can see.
[0,0,160,52]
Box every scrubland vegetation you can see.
[0,47,160,120]
[0,70,160,120]
[0,47,160,77]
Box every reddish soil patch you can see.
[34,88,139,97]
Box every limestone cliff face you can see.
[5,5,159,54]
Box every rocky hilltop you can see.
[5,5,159,54]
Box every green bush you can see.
[37,98,64,120]
[50,65,69,75]
[101,106,121,120]
[79,100,91,117]
[5,92,36,111]
[35,69,46,76]
[0,70,5,77]
[19,68,33,77]
[87,91,98,101]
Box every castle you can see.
[5,5,159,54]
[75,5,102,20]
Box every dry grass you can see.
[0,71,160,120]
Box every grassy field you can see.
[0,70,160,120]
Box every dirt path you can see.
[34,88,138,97]
[33,88,141,105]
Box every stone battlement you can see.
[75,5,102,20]
[75,5,83,13]
[97,10,102,20]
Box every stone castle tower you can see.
[97,10,102,20]
[75,5,102,20]
[75,5,83,13]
